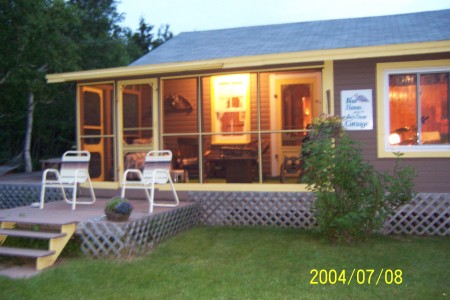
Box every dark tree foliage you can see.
[0,0,172,170]
[125,18,173,61]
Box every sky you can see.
[116,0,450,35]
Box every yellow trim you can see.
[47,62,224,83]
[79,86,106,181]
[164,183,309,192]
[37,222,77,270]
[275,76,317,172]
[83,181,121,189]
[47,41,450,83]
[0,222,15,244]
[322,61,334,115]
[77,82,116,181]
[82,181,309,192]
[376,59,450,158]
[117,79,158,181]
[159,65,324,81]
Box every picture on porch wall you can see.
[211,74,251,144]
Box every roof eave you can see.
[46,40,450,83]
[46,61,225,83]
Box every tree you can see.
[0,0,173,171]
[0,0,80,171]
[68,0,131,69]
[152,24,173,50]
[125,18,173,61]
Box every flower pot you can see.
[105,208,131,222]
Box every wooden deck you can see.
[0,171,192,224]
[0,197,194,225]
[0,171,42,184]
[0,172,200,278]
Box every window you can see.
[377,60,450,158]
[210,74,251,144]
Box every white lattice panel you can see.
[383,193,450,236]
[193,192,449,236]
[77,202,201,258]
[195,192,317,228]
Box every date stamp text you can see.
[310,269,403,285]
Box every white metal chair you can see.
[121,150,179,214]
[40,151,96,210]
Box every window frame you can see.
[376,59,450,158]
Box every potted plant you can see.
[105,197,133,222]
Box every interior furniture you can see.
[177,137,210,180]
[280,155,302,183]
[207,140,269,183]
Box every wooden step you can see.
[0,229,66,239]
[0,246,55,258]
[0,219,78,226]
[0,220,77,270]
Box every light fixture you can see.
[389,133,401,145]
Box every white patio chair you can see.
[121,150,179,214]
[40,150,96,210]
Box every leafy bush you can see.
[302,115,416,242]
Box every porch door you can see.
[79,86,108,181]
[274,76,318,176]
[119,80,158,180]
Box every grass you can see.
[0,226,448,299]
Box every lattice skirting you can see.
[192,191,317,228]
[0,183,64,209]
[77,202,201,258]
[191,191,450,236]
[382,193,450,236]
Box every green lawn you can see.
[0,226,448,299]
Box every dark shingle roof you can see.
[131,9,450,66]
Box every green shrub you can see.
[302,115,416,242]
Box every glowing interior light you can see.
[389,133,401,145]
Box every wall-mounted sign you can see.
[341,89,373,130]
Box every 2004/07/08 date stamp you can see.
[310,269,403,285]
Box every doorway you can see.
[79,85,115,181]
[270,72,322,176]
[118,79,158,181]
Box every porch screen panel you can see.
[162,78,198,135]
[79,84,115,181]
[122,84,153,146]
[161,78,199,181]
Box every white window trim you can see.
[376,59,450,158]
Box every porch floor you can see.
[0,171,191,224]
[0,197,192,225]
